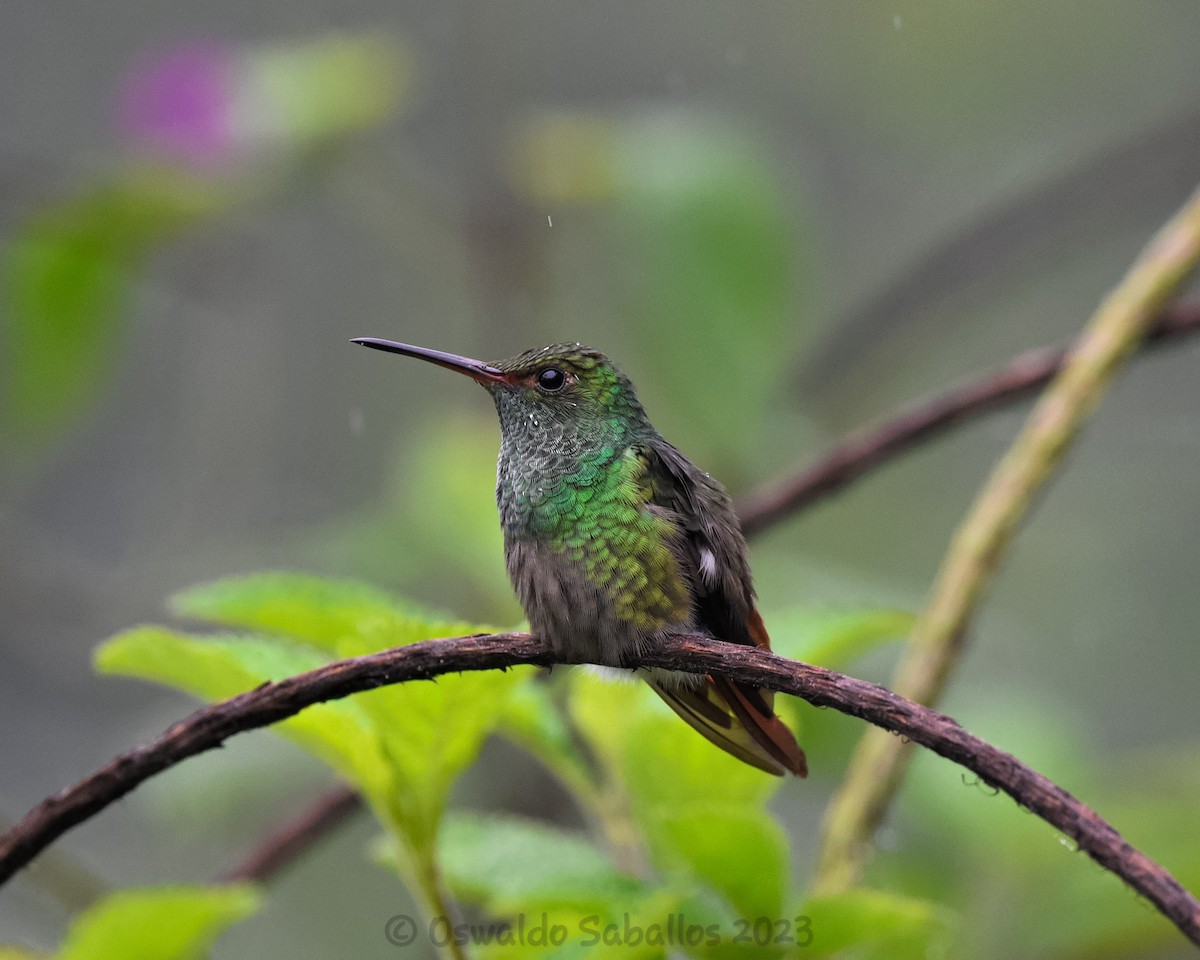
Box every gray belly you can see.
[505,538,656,666]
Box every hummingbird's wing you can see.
[637,442,808,777]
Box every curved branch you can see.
[737,301,1200,536]
[0,633,1197,946]
[0,633,549,890]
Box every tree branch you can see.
[737,300,1200,536]
[0,633,1197,947]
[220,784,362,884]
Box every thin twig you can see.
[738,301,1200,536]
[814,183,1200,893]
[802,104,1200,391]
[220,784,362,884]
[0,633,1197,946]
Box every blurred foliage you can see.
[508,111,810,480]
[309,408,524,622]
[1,172,226,459]
[119,36,410,168]
[1,33,408,468]
[0,885,259,960]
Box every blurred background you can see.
[3,2,1200,957]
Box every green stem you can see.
[412,851,470,960]
[813,180,1200,893]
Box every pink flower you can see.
[119,42,239,167]
[117,36,407,168]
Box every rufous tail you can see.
[644,606,807,776]
[645,675,807,777]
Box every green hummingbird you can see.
[352,338,807,777]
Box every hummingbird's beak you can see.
[351,338,508,385]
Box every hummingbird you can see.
[352,338,807,777]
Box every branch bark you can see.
[737,301,1200,536]
[1,633,1198,947]
[220,784,362,884]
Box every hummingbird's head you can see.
[351,338,651,452]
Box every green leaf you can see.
[610,688,781,813]
[800,889,955,960]
[170,571,477,655]
[0,949,48,959]
[1,172,223,457]
[101,570,533,929]
[95,627,392,804]
[569,669,779,812]
[567,670,646,786]
[554,889,690,960]
[384,818,681,960]
[645,807,787,921]
[424,812,794,960]
[360,665,530,873]
[437,812,646,913]
[614,115,808,477]
[57,884,258,960]
[569,670,790,920]
[766,607,913,668]
[497,677,598,800]
[401,411,522,613]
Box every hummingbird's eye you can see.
[536,367,568,393]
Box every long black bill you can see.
[350,338,508,385]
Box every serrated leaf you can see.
[360,665,530,867]
[95,627,392,804]
[101,573,533,925]
[170,571,477,655]
[57,884,258,960]
[569,669,791,919]
[800,889,954,960]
